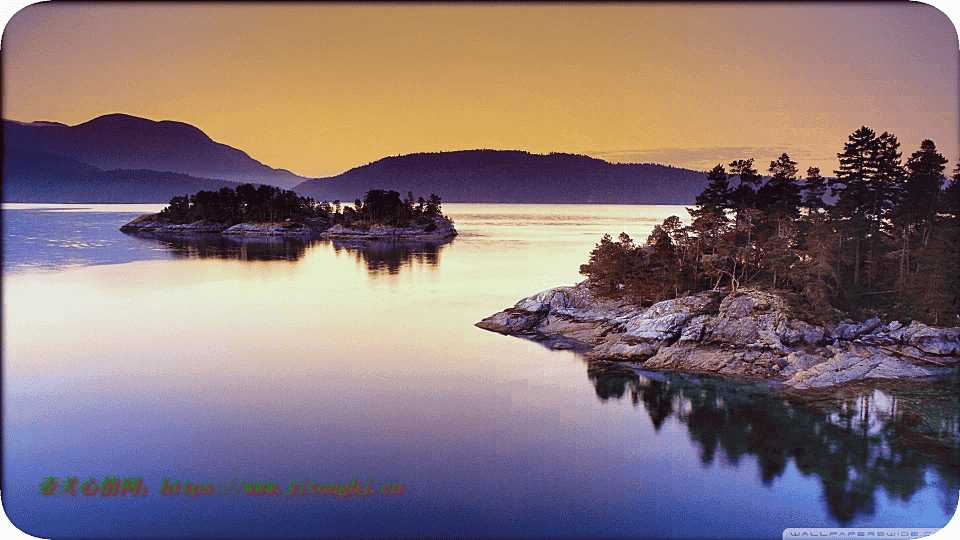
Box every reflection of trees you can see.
[123,232,317,262]
[586,362,960,524]
[122,233,453,275]
[330,239,449,277]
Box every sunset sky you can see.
[2,2,958,179]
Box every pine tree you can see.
[757,153,803,227]
[832,127,878,287]
[801,167,828,215]
[688,164,732,262]
[907,227,958,325]
[728,158,762,255]
[893,140,947,293]
[693,164,732,215]
[728,158,762,213]
[900,140,948,240]
[789,219,840,324]
[580,233,640,298]
[645,225,680,301]
[863,132,905,287]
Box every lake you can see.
[2,203,957,539]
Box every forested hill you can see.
[293,150,709,204]
[2,145,243,203]
[3,114,306,190]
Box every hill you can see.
[3,114,305,191]
[3,145,243,203]
[293,150,709,204]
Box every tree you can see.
[363,189,403,221]
[900,139,947,241]
[688,164,731,260]
[832,127,878,286]
[801,167,828,215]
[579,233,639,297]
[728,158,761,214]
[757,153,803,228]
[789,220,840,324]
[695,164,732,213]
[426,194,443,217]
[906,227,958,325]
[645,225,680,301]
[891,140,948,293]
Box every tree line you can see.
[580,127,960,326]
[157,184,445,228]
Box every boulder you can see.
[907,327,960,356]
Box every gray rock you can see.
[833,317,882,340]
[477,285,959,390]
[908,327,960,356]
[322,216,457,241]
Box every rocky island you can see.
[120,185,457,241]
[480,128,960,392]
[477,283,958,390]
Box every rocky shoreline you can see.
[120,214,458,240]
[476,282,959,390]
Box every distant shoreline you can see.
[119,213,458,241]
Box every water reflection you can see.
[331,239,449,277]
[123,231,452,275]
[123,232,319,262]
[586,362,960,524]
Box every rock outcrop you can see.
[120,214,457,240]
[477,282,958,390]
[120,215,330,235]
[321,216,457,241]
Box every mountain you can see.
[3,114,305,190]
[293,150,709,204]
[3,145,244,203]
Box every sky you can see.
[2,2,958,179]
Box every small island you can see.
[120,184,457,241]
[479,127,960,391]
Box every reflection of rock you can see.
[330,237,452,277]
[123,232,318,262]
[585,364,960,524]
[477,282,959,389]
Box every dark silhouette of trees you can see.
[156,185,447,229]
[158,183,320,225]
[363,189,403,222]
[757,153,802,223]
[579,127,958,324]
[801,167,828,215]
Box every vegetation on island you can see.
[155,184,446,228]
[580,127,960,326]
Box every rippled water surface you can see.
[3,203,957,539]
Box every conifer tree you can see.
[688,164,732,260]
[757,153,803,229]
[801,167,828,215]
[893,140,947,292]
[728,158,762,214]
[900,140,948,241]
[832,126,878,286]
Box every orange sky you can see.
[2,2,958,178]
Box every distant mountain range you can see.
[3,113,305,202]
[294,150,708,204]
[4,113,710,204]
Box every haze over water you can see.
[3,204,956,539]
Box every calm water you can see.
[2,203,958,539]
